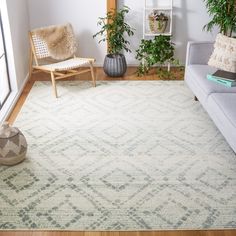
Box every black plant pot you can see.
[103,53,127,77]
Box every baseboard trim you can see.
[94,64,184,68]
[0,73,29,123]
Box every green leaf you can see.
[203,0,236,36]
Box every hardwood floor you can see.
[4,67,235,236]
[0,231,236,236]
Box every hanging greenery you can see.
[203,0,236,37]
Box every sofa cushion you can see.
[208,33,236,73]
[207,93,236,152]
[186,65,236,96]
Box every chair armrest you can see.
[186,41,214,66]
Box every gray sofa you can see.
[185,41,236,153]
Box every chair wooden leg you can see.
[29,49,33,79]
[89,62,96,87]
[50,72,58,98]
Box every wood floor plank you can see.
[85,232,102,236]
[102,232,120,236]
[0,232,33,236]
[32,232,82,236]
[120,232,139,236]
[7,79,35,125]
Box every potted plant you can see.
[93,6,135,77]
[203,0,236,37]
[136,35,178,76]
[149,11,169,34]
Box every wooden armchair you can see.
[28,25,96,98]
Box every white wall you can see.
[28,0,107,66]
[28,0,218,65]
[118,0,218,65]
[6,0,30,89]
[0,0,30,122]
[4,0,219,71]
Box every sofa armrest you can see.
[186,41,214,66]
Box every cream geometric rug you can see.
[0,81,236,230]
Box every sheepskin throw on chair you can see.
[32,23,77,60]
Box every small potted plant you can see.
[149,11,169,34]
[136,35,178,76]
[93,6,135,77]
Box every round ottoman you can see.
[0,122,27,166]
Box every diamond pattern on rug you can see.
[3,168,40,193]
[17,185,110,230]
[0,81,236,230]
[100,168,135,192]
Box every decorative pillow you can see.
[208,33,236,73]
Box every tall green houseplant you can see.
[93,6,135,77]
[203,0,236,37]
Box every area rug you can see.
[0,81,236,230]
